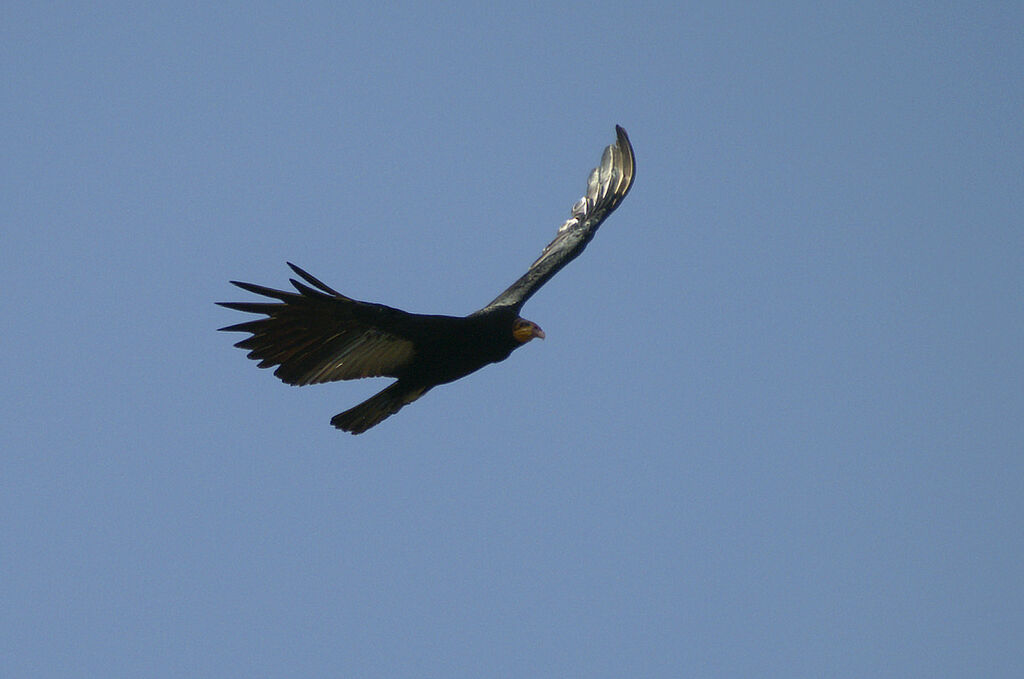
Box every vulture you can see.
[219,125,635,434]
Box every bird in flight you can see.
[219,126,635,434]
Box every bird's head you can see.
[512,317,545,343]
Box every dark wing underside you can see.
[218,263,420,386]
[484,125,635,311]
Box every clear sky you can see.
[4,2,1022,677]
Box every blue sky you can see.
[3,2,1022,677]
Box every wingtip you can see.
[613,125,635,195]
[286,261,345,297]
[614,125,632,156]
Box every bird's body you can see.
[219,126,634,433]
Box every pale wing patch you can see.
[300,328,415,384]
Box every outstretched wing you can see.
[484,125,635,311]
[218,263,422,386]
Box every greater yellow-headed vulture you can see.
[219,126,635,433]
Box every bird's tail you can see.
[331,382,427,434]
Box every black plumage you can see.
[219,126,635,433]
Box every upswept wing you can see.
[218,263,418,385]
[485,125,635,311]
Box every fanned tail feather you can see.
[331,382,428,434]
